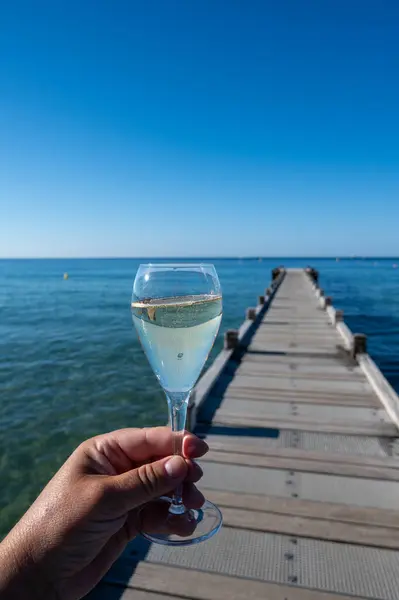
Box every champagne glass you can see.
[131,263,223,545]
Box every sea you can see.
[1,257,399,537]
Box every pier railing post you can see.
[351,333,367,358]
[305,267,319,284]
[224,329,239,350]
[246,307,257,321]
[334,309,344,325]
[271,268,280,281]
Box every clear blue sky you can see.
[1,1,398,257]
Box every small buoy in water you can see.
[63,272,69,280]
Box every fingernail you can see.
[165,456,186,478]
[186,437,209,455]
[198,438,209,452]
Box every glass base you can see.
[137,497,223,546]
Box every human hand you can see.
[0,427,208,600]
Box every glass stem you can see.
[167,391,189,515]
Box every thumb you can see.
[111,455,188,509]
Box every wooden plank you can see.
[238,364,365,381]
[204,438,399,469]
[206,489,399,529]
[252,328,336,335]
[223,383,376,401]
[218,505,399,549]
[240,355,359,367]
[249,343,343,354]
[214,399,389,424]
[256,317,333,324]
[214,400,390,425]
[228,374,372,395]
[262,312,329,318]
[107,562,369,600]
[241,361,358,375]
[224,380,370,396]
[259,321,333,327]
[247,345,348,357]
[201,461,399,509]
[256,331,334,338]
[207,412,398,436]
[299,470,399,510]
[261,321,331,327]
[221,389,378,407]
[201,449,399,481]
[199,429,393,459]
[252,335,339,344]
[264,311,327,316]
[238,368,364,382]
[241,351,364,366]
[241,353,353,366]
[252,333,339,342]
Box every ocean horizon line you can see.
[1,256,399,262]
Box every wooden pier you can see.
[90,267,399,600]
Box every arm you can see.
[0,531,56,599]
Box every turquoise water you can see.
[1,258,399,536]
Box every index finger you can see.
[100,426,209,464]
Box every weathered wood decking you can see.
[89,268,399,600]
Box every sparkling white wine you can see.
[132,294,222,393]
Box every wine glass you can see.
[131,263,223,545]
